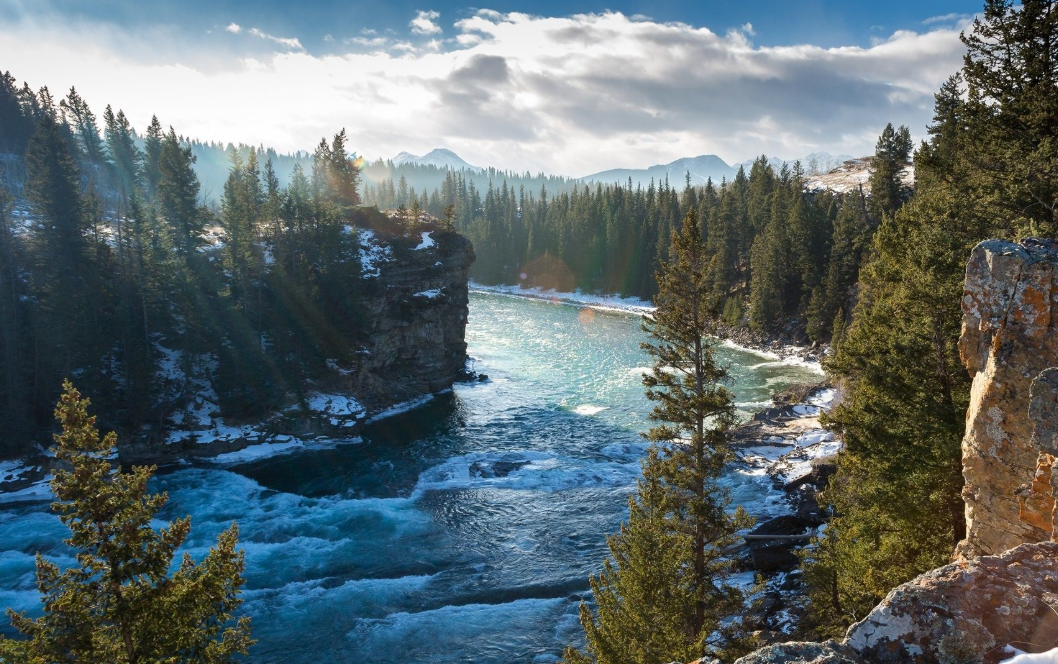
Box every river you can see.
[0,291,822,663]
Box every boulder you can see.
[733,641,867,664]
[844,541,1058,664]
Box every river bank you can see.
[730,382,841,640]
[469,282,825,366]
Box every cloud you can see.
[247,27,303,50]
[923,12,973,25]
[410,10,442,35]
[740,22,755,36]
[226,22,241,34]
[0,9,969,175]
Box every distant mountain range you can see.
[391,148,481,172]
[580,151,854,187]
[387,148,855,188]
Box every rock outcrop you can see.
[956,238,1058,557]
[733,641,867,664]
[353,226,475,409]
[843,542,1058,663]
[731,543,1058,664]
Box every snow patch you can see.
[304,392,366,419]
[1001,647,1058,663]
[358,229,393,278]
[366,394,436,423]
[415,232,435,250]
[470,281,655,316]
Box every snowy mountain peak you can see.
[392,148,480,171]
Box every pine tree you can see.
[142,116,163,200]
[563,450,700,664]
[59,87,105,168]
[0,382,253,663]
[565,208,752,664]
[961,0,1058,236]
[158,128,204,258]
[868,123,913,219]
[103,105,142,204]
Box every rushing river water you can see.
[0,292,822,663]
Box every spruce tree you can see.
[0,382,253,663]
[565,208,752,664]
[867,123,913,219]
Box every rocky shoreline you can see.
[727,382,842,642]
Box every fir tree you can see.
[867,123,913,219]
[565,208,752,664]
[0,382,253,663]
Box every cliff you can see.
[116,219,475,464]
[352,224,475,409]
[956,239,1058,557]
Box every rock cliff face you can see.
[353,227,475,409]
[956,239,1058,557]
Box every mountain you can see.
[582,154,736,187]
[392,148,480,171]
[582,151,856,189]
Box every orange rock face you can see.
[1016,452,1054,532]
[955,239,1058,558]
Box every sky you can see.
[0,0,981,176]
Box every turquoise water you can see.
[0,292,821,663]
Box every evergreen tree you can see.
[103,105,142,204]
[142,116,163,200]
[563,451,701,664]
[59,87,105,168]
[867,123,913,219]
[565,209,752,664]
[158,128,204,257]
[0,382,253,663]
[961,0,1058,235]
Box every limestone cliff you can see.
[956,239,1058,557]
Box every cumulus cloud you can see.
[410,10,442,35]
[0,9,969,175]
[225,22,241,34]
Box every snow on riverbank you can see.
[0,459,52,504]
[734,388,838,483]
[1000,647,1058,664]
[469,282,655,316]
